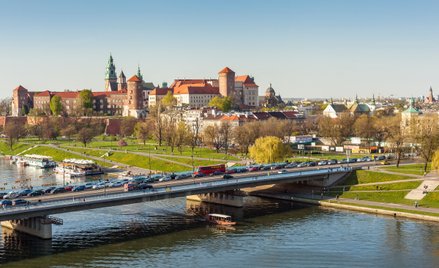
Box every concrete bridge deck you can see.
[0,167,352,222]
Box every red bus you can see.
[195,164,226,176]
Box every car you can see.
[43,187,56,194]
[223,174,234,179]
[328,159,338,165]
[248,166,260,172]
[110,181,125,188]
[317,160,328,166]
[277,169,288,174]
[225,169,237,174]
[285,163,298,168]
[0,192,7,199]
[12,199,30,206]
[50,187,67,194]
[339,159,348,164]
[84,182,96,189]
[27,190,45,197]
[362,156,372,162]
[261,165,271,171]
[64,185,74,191]
[211,171,225,176]
[138,183,154,190]
[308,162,317,167]
[192,173,205,178]
[297,162,309,168]
[3,191,19,199]
[375,155,386,161]
[18,189,33,197]
[0,200,12,207]
[72,185,86,192]
[175,173,192,180]
[92,182,107,189]
[381,160,390,165]
[159,176,172,182]
[348,158,357,163]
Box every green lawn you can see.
[23,146,111,167]
[341,170,413,185]
[0,141,32,155]
[104,152,190,173]
[64,146,220,170]
[349,181,422,191]
[420,192,439,208]
[381,163,431,175]
[341,191,412,205]
[338,202,439,217]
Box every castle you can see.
[11,56,260,118]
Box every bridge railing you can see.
[0,167,352,215]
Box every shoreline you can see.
[253,192,439,223]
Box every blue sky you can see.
[1,0,439,99]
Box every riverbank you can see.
[252,192,439,222]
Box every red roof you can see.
[235,75,258,88]
[174,84,219,95]
[35,90,51,97]
[218,67,234,74]
[14,85,28,91]
[53,91,79,98]
[220,115,239,121]
[93,91,126,97]
[150,88,173,96]
[127,75,142,82]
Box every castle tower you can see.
[123,75,145,118]
[105,54,117,92]
[117,70,127,91]
[137,65,143,81]
[218,67,235,98]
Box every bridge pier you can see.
[187,191,245,207]
[1,216,62,239]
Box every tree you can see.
[219,121,233,156]
[76,127,95,147]
[60,125,76,141]
[0,97,11,116]
[161,91,177,108]
[318,116,342,146]
[134,120,153,145]
[78,89,93,116]
[203,125,222,152]
[4,121,26,149]
[50,95,63,116]
[162,115,177,152]
[233,122,260,155]
[353,115,376,147]
[249,136,288,164]
[414,115,439,173]
[175,121,190,154]
[208,96,232,112]
[431,149,439,172]
[120,117,137,137]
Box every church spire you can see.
[137,65,143,81]
[105,54,117,91]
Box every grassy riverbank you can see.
[329,170,438,208]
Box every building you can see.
[148,67,260,109]
[263,84,284,108]
[323,103,348,118]
[12,56,151,118]
[424,86,436,104]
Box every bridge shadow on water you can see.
[0,196,314,265]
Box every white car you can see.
[3,191,19,199]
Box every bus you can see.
[194,164,226,176]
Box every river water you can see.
[0,159,438,267]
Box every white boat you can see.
[54,159,103,177]
[20,154,56,168]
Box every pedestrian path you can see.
[405,180,439,200]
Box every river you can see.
[0,159,438,267]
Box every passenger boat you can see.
[206,213,236,226]
[54,159,104,177]
[19,154,56,168]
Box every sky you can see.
[1,0,439,99]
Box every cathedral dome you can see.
[265,83,275,96]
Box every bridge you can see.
[0,166,352,239]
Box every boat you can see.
[206,213,236,226]
[19,154,56,168]
[54,159,104,177]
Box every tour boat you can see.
[206,213,236,226]
[54,159,103,177]
[20,154,56,168]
